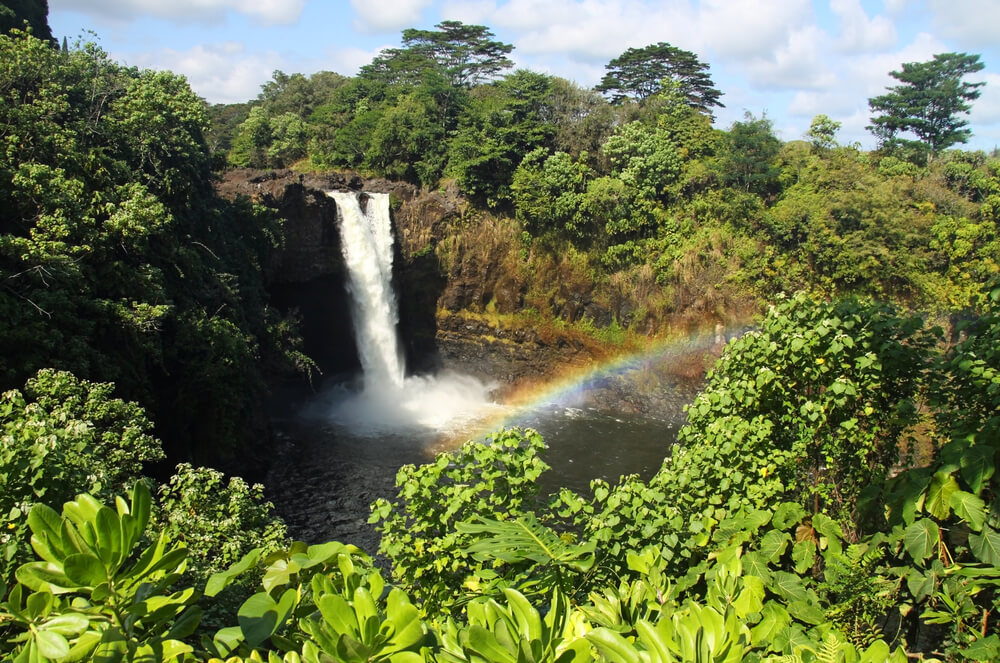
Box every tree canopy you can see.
[595,42,723,116]
[0,0,52,41]
[868,52,985,158]
[361,20,513,89]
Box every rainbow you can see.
[434,324,741,450]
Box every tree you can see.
[446,70,556,206]
[721,111,782,196]
[805,113,841,150]
[0,0,52,42]
[595,42,723,116]
[868,52,985,157]
[362,21,513,89]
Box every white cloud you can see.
[349,0,432,33]
[698,0,812,59]
[442,0,702,64]
[126,43,285,104]
[739,25,837,91]
[926,0,1000,49]
[440,0,498,24]
[830,0,896,53]
[324,45,391,77]
[50,0,305,25]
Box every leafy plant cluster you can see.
[1,285,998,662]
[0,30,311,464]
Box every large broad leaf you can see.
[758,530,790,563]
[949,490,987,531]
[770,571,809,603]
[205,548,262,597]
[904,519,940,561]
[63,553,107,587]
[459,513,596,571]
[238,588,298,648]
[749,602,790,645]
[466,624,517,663]
[34,630,71,659]
[925,472,960,520]
[960,445,995,495]
[969,526,1000,566]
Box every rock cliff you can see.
[216,169,593,386]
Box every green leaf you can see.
[35,630,71,659]
[925,472,960,520]
[205,548,262,597]
[39,614,89,636]
[969,526,1000,565]
[15,562,74,594]
[960,634,1000,662]
[238,592,282,648]
[460,513,595,570]
[949,490,986,531]
[960,445,995,494]
[771,571,809,603]
[586,627,641,663]
[904,519,940,560]
[791,539,815,574]
[467,624,517,663]
[759,530,790,563]
[63,553,107,587]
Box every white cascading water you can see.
[330,192,405,388]
[324,191,497,436]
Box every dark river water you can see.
[265,364,700,554]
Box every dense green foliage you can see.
[0,0,51,41]
[2,287,998,661]
[0,30,306,461]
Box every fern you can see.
[817,633,844,663]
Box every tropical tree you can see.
[868,52,985,157]
[0,0,52,41]
[805,113,841,150]
[721,111,782,196]
[595,42,723,116]
[362,20,513,89]
[446,70,556,205]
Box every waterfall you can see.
[323,190,497,436]
[330,191,404,389]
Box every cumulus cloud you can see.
[349,0,432,33]
[437,1,702,64]
[50,0,305,25]
[125,43,285,103]
[737,25,837,91]
[698,0,812,59]
[830,0,896,53]
[926,0,1000,49]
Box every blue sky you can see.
[48,0,1000,151]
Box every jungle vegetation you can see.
[1,10,999,663]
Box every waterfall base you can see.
[304,371,499,437]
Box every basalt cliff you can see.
[216,169,609,392]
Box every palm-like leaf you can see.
[458,513,596,572]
